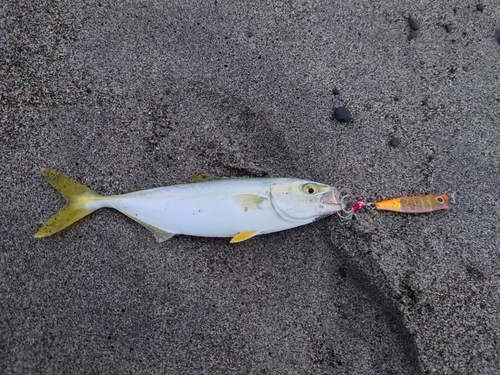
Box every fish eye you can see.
[436,196,444,203]
[303,184,318,194]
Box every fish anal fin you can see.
[121,212,175,243]
[232,194,267,210]
[230,230,261,243]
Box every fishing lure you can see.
[35,169,345,243]
[340,194,454,223]
[374,194,453,213]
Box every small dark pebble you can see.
[476,4,484,12]
[390,137,400,147]
[495,28,500,44]
[408,30,418,41]
[444,24,452,33]
[462,65,469,72]
[421,99,428,106]
[333,107,351,123]
[408,16,419,30]
[86,88,92,94]
[332,88,340,96]
[339,268,347,278]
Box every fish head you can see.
[270,180,344,223]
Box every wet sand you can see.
[1,1,499,373]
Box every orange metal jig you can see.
[374,194,453,213]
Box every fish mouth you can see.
[320,189,344,210]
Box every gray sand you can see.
[1,1,499,374]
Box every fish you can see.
[35,169,344,243]
[374,194,453,213]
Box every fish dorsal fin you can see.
[183,173,215,184]
[120,211,176,243]
[230,230,261,243]
[232,194,267,210]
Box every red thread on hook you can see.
[350,201,366,213]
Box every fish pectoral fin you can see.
[232,194,267,210]
[230,230,261,243]
[121,212,176,243]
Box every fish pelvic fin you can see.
[35,169,104,238]
[230,230,261,243]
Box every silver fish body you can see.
[35,169,344,243]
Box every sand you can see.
[1,1,499,373]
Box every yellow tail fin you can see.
[35,169,103,238]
